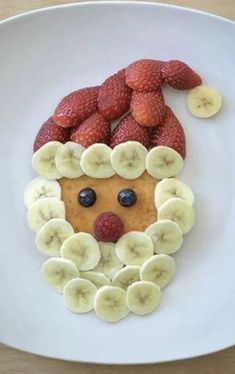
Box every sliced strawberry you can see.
[151,106,186,159]
[70,112,110,148]
[130,90,166,127]
[125,59,162,92]
[161,60,202,90]
[33,117,70,152]
[98,69,132,121]
[53,86,99,128]
[110,114,150,148]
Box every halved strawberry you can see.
[125,59,162,92]
[151,106,186,159]
[130,90,166,127]
[110,114,150,148]
[161,60,202,90]
[53,86,99,128]
[98,69,132,121]
[33,117,70,152]
[70,112,110,148]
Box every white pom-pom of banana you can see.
[80,143,115,178]
[158,197,195,234]
[112,265,140,289]
[146,146,184,180]
[80,271,110,288]
[27,198,65,232]
[126,280,162,316]
[94,286,129,323]
[155,178,194,209]
[140,254,176,289]
[93,242,123,279]
[116,231,154,265]
[187,85,222,118]
[145,220,183,254]
[35,218,74,256]
[61,233,101,271]
[111,141,147,180]
[24,177,61,209]
[55,141,84,178]
[32,141,63,180]
[42,257,79,293]
[63,278,97,313]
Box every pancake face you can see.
[59,172,157,235]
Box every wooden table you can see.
[0,0,234,372]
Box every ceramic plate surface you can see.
[0,1,235,364]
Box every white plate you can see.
[0,1,235,364]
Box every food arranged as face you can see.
[24,58,221,322]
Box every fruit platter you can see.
[24,58,221,322]
[1,1,235,364]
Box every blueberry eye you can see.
[78,188,96,207]
[118,189,137,207]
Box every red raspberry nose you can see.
[94,211,124,243]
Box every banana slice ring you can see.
[80,271,110,288]
[80,143,115,178]
[55,142,85,178]
[112,265,140,289]
[94,286,129,323]
[24,177,61,209]
[42,257,79,293]
[35,218,74,256]
[126,280,162,316]
[64,278,97,313]
[32,141,63,180]
[187,85,222,118]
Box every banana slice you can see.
[24,177,61,209]
[116,231,154,266]
[80,271,110,288]
[55,141,84,178]
[42,257,79,293]
[111,141,147,180]
[32,141,63,180]
[146,146,184,180]
[35,218,74,256]
[63,278,97,313]
[155,178,194,209]
[140,254,175,289]
[187,85,222,118]
[158,197,195,234]
[94,285,129,323]
[112,265,140,289]
[145,220,183,254]
[27,197,65,232]
[126,280,162,316]
[61,233,101,271]
[80,143,115,178]
[93,242,123,279]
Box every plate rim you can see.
[0,335,233,365]
[1,0,235,364]
[0,0,235,27]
